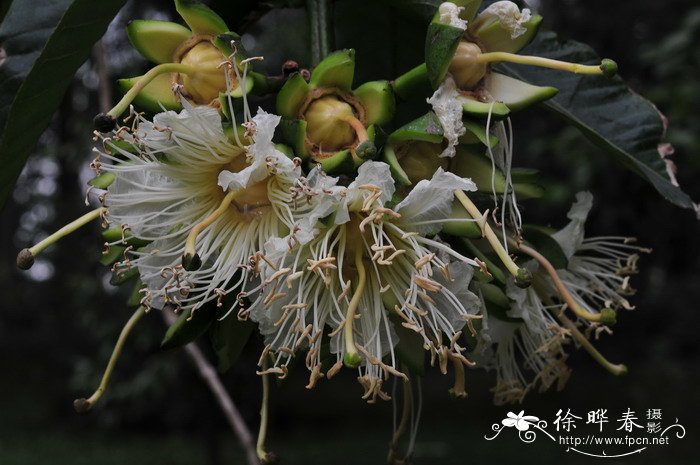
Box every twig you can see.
[307,0,333,66]
[161,311,259,465]
[93,39,112,114]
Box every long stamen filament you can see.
[183,189,240,270]
[387,372,412,464]
[256,357,275,463]
[476,52,618,77]
[519,243,616,325]
[343,243,366,368]
[556,310,627,376]
[453,191,530,287]
[107,63,195,119]
[17,207,106,269]
[73,306,147,414]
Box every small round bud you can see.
[73,398,93,415]
[449,41,488,90]
[261,452,280,465]
[514,268,532,288]
[16,248,35,270]
[282,60,299,77]
[600,308,617,326]
[343,351,362,369]
[304,96,357,150]
[600,59,618,78]
[94,113,116,133]
[182,253,202,271]
[355,140,377,159]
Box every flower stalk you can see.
[476,52,618,77]
[73,305,147,414]
[17,207,106,270]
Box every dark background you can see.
[0,0,698,463]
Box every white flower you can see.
[102,102,302,318]
[474,1,532,39]
[552,191,649,312]
[249,162,482,400]
[474,278,571,405]
[427,77,466,158]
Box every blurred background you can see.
[0,0,698,463]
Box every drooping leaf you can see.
[0,0,127,210]
[209,315,255,373]
[161,307,216,350]
[499,32,695,210]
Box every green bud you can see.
[600,58,618,78]
[600,308,617,326]
[343,351,362,369]
[514,268,532,288]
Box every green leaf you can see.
[161,307,216,350]
[210,316,255,373]
[390,314,425,376]
[500,32,695,209]
[0,0,127,210]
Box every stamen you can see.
[519,243,616,325]
[17,207,106,270]
[73,306,146,413]
[183,189,240,270]
[453,191,531,287]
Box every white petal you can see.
[438,2,468,30]
[339,161,395,222]
[395,167,476,235]
[551,191,594,259]
[477,1,532,39]
[427,77,466,158]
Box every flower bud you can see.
[304,96,357,150]
[449,41,488,90]
[395,141,448,184]
[177,41,231,104]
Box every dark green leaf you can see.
[161,308,216,350]
[0,0,127,210]
[390,314,425,376]
[209,315,255,373]
[500,32,694,209]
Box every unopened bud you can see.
[449,41,487,90]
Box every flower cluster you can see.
[16,0,652,462]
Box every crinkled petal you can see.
[551,191,594,259]
[394,168,476,235]
[438,2,468,30]
[427,77,466,158]
[476,1,532,39]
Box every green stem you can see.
[29,207,105,256]
[307,0,333,66]
[392,63,430,101]
[74,306,147,413]
[107,63,193,119]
